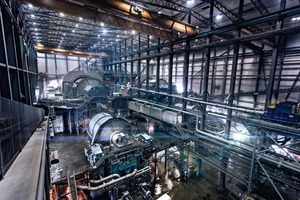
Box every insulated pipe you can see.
[77,167,150,191]
[132,88,264,115]
[194,116,300,173]
[245,118,300,135]
[89,174,120,184]
[195,116,251,152]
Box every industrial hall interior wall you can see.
[0,0,44,180]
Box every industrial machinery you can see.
[139,78,179,104]
[79,112,153,199]
[263,100,300,127]
[62,71,109,100]
[128,99,300,199]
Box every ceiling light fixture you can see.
[216,14,223,20]
[79,17,83,21]
[158,11,161,14]
[133,6,143,14]
[100,22,104,26]
[28,4,33,8]
[292,17,297,21]
[187,0,194,5]
[31,14,35,18]
[33,22,36,25]
[75,24,78,27]
[131,30,136,34]
[59,12,65,17]
[72,30,75,32]
[63,33,66,36]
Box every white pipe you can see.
[194,116,300,173]
[77,167,150,191]
[89,174,120,183]
[132,88,264,114]
[195,116,251,151]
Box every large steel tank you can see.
[88,113,131,145]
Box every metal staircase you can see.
[67,172,78,200]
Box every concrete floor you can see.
[168,176,228,200]
[49,132,90,182]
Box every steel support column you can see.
[247,132,258,195]
[210,48,217,96]
[175,54,178,85]
[168,45,174,106]
[265,1,285,108]
[220,0,244,191]
[155,38,160,101]
[200,0,214,131]
[190,52,195,92]
[137,33,141,98]
[182,40,190,110]
[119,42,122,84]
[221,46,230,102]
[146,35,150,100]
[12,25,22,102]
[0,7,13,100]
[130,36,134,84]
[199,51,205,95]
[237,47,245,104]
[155,37,161,102]
[124,39,127,84]
[253,51,264,108]
[275,52,285,99]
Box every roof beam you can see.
[250,0,270,16]
[131,0,210,25]
[85,0,196,35]
[21,0,179,40]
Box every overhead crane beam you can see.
[35,46,108,58]
[131,0,210,26]
[21,0,184,41]
[94,0,196,35]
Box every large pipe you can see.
[89,174,120,184]
[77,167,150,191]
[132,89,264,115]
[245,118,300,135]
[194,117,300,173]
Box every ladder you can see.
[67,172,78,200]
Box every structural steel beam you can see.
[134,0,210,25]
[250,0,269,16]
[265,9,285,108]
[98,0,196,35]
[221,0,244,191]
[35,46,109,58]
[21,0,179,41]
